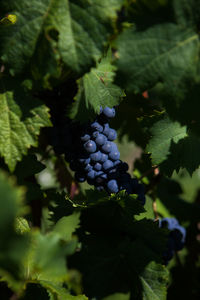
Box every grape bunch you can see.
[159,218,186,264]
[65,106,145,205]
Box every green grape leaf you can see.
[135,195,154,221]
[0,78,51,171]
[0,172,21,234]
[172,167,200,204]
[139,262,169,300]
[0,0,123,75]
[41,207,55,234]
[156,197,172,219]
[24,230,77,283]
[40,280,88,300]
[70,51,124,122]
[53,212,80,241]
[116,23,199,93]
[146,117,187,165]
[0,171,29,281]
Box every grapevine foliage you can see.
[0,1,199,299]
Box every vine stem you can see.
[54,156,79,199]
[139,165,158,180]
[153,200,159,220]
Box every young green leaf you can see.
[0,78,51,171]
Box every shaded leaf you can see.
[47,190,74,223]
[161,134,200,176]
[0,0,123,75]
[157,177,200,221]
[139,262,169,300]
[70,201,167,299]
[146,117,187,165]
[173,0,200,29]
[150,77,200,134]
[116,23,199,93]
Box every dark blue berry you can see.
[109,149,120,160]
[75,172,86,182]
[137,194,146,205]
[80,134,90,142]
[96,186,104,192]
[107,179,119,193]
[100,153,108,163]
[94,163,102,171]
[130,178,140,190]
[103,160,114,170]
[107,168,119,179]
[101,141,113,153]
[118,162,129,172]
[87,170,96,179]
[161,218,179,231]
[103,123,110,136]
[102,107,116,118]
[84,140,97,153]
[120,173,131,182]
[107,128,117,141]
[159,217,186,265]
[95,171,104,177]
[95,134,107,146]
[84,164,92,172]
[92,131,99,138]
[90,151,102,162]
[78,156,90,165]
[96,172,107,184]
[70,161,79,171]
[91,122,103,132]
[113,160,121,166]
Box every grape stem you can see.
[139,165,158,180]
[153,200,159,220]
[54,157,79,198]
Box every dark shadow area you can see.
[69,199,167,299]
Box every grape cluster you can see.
[159,218,186,264]
[66,107,145,205]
